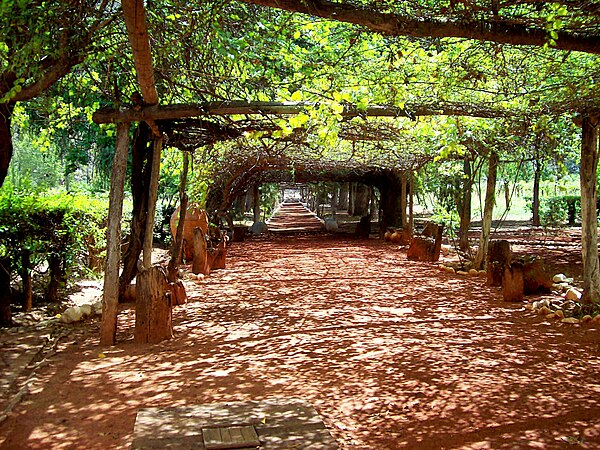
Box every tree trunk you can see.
[134,265,172,344]
[338,183,349,209]
[0,259,12,327]
[331,185,338,217]
[192,227,210,276]
[121,0,159,106]
[347,183,355,215]
[0,101,15,188]
[532,159,542,226]
[252,183,261,223]
[142,136,162,268]
[474,152,498,270]
[408,171,414,232]
[369,186,376,219]
[400,172,408,228]
[353,183,370,216]
[458,157,473,251]
[20,251,32,313]
[580,116,600,305]
[100,122,130,346]
[378,170,403,231]
[119,122,152,298]
[47,254,64,303]
[167,151,189,282]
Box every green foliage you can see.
[0,187,107,300]
[539,195,581,228]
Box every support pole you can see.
[580,115,600,305]
[143,137,162,268]
[474,151,498,270]
[100,122,130,346]
[400,171,408,229]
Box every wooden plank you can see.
[202,425,260,449]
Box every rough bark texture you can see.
[134,265,172,344]
[474,152,499,270]
[400,172,408,228]
[46,254,64,303]
[101,122,130,346]
[20,252,32,313]
[252,183,261,222]
[458,158,473,251]
[408,172,414,232]
[0,259,12,327]
[121,0,159,105]
[0,99,15,188]
[167,151,189,282]
[580,116,600,305]
[93,101,512,124]
[353,183,370,217]
[238,0,600,54]
[532,159,542,226]
[347,183,355,215]
[338,183,349,209]
[142,137,162,268]
[119,122,153,298]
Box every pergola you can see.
[95,0,600,346]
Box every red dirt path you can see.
[1,210,600,449]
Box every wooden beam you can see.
[239,0,600,55]
[121,0,159,105]
[93,101,511,124]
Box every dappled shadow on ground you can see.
[1,234,600,449]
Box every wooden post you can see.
[408,171,414,232]
[143,137,162,268]
[209,237,228,270]
[503,262,524,302]
[580,115,600,305]
[252,183,261,223]
[134,265,172,344]
[192,227,210,275]
[400,171,407,228]
[474,151,498,270]
[100,122,130,346]
[167,151,189,282]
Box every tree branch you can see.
[239,0,600,54]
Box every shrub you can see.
[0,189,107,307]
[539,196,581,228]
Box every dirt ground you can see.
[1,211,600,449]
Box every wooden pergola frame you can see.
[99,0,600,346]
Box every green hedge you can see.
[0,190,107,305]
[539,195,581,227]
